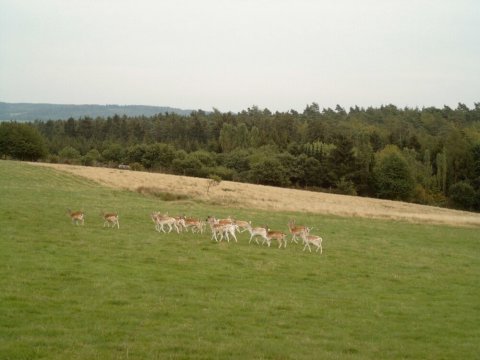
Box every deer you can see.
[207,215,234,226]
[172,215,187,232]
[102,211,119,229]
[233,219,252,233]
[247,224,268,244]
[67,209,84,225]
[209,223,227,242]
[207,216,238,242]
[151,212,180,233]
[183,216,206,234]
[301,233,323,254]
[287,219,310,244]
[263,227,287,248]
[208,223,233,242]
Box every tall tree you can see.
[373,145,415,200]
[436,148,448,194]
[329,135,356,183]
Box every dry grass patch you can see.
[30,162,480,227]
[136,186,190,201]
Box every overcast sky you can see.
[1,0,479,112]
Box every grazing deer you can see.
[287,219,310,243]
[301,233,323,254]
[67,209,84,225]
[263,227,287,248]
[102,212,119,229]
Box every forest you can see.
[1,102,480,211]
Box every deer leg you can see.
[307,243,312,252]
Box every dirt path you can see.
[31,162,480,227]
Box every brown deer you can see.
[287,219,310,243]
[67,209,84,225]
[102,211,119,229]
[263,227,287,248]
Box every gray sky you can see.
[1,0,479,112]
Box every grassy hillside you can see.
[31,163,480,227]
[1,161,479,359]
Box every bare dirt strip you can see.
[30,162,480,227]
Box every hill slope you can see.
[0,101,193,121]
[1,160,480,358]
[31,162,480,227]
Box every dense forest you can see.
[2,103,480,211]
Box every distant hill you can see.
[0,102,194,121]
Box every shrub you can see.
[129,162,144,171]
[82,149,101,166]
[59,146,81,164]
[449,181,476,210]
[48,154,60,164]
[204,166,234,181]
[172,155,206,177]
[135,186,189,201]
[102,144,125,163]
[335,177,357,196]
[206,174,222,194]
[250,157,290,186]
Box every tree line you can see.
[1,103,480,211]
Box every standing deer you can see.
[287,219,310,243]
[67,209,84,225]
[102,211,120,229]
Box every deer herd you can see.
[67,209,323,254]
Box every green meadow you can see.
[1,160,479,359]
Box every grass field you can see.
[1,160,479,359]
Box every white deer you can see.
[151,212,180,233]
[173,216,187,232]
[207,216,238,242]
[247,224,268,244]
[301,233,323,253]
